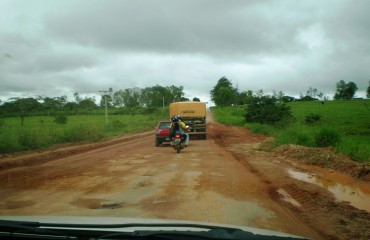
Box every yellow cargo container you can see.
[169,101,207,139]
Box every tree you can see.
[100,88,114,107]
[192,97,201,102]
[237,90,253,105]
[100,94,113,107]
[112,90,125,108]
[140,85,186,107]
[112,88,140,108]
[300,96,317,101]
[299,87,323,101]
[367,80,370,98]
[122,88,141,108]
[8,97,41,126]
[210,77,238,106]
[306,87,318,98]
[168,85,185,102]
[79,97,97,109]
[39,96,67,113]
[334,80,358,100]
[141,85,170,108]
[272,90,286,101]
[72,92,96,109]
[73,92,82,104]
[245,94,293,124]
[179,96,190,101]
[64,102,78,111]
[281,96,296,103]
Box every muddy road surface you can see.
[1,122,369,239]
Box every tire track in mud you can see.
[209,122,370,240]
[0,131,153,171]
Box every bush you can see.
[281,130,312,146]
[105,120,127,132]
[211,106,245,126]
[54,115,68,124]
[111,120,125,128]
[305,114,321,125]
[275,125,314,147]
[338,138,370,162]
[315,128,341,147]
[64,125,104,142]
[248,123,275,135]
[245,95,293,124]
[0,128,19,153]
[0,119,5,128]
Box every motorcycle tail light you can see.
[175,134,181,138]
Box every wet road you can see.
[1,123,369,239]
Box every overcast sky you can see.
[1,0,369,104]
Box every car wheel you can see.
[155,139,160,147]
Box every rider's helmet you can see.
[171,115,179,122]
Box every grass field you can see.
[0,108,168,154]
[212,99,370,162]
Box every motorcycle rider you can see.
[170,115,189,147]
[177,115,189,146]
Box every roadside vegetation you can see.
[0,84,193,154]
[1,77,369,161]
[212,100,370,162]
[0,108,168,154]
[210,77,370,162]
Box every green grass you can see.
[288,100,370,161]
[0,108,168,154]
[288,100,370,135]
[212,100,370,162]
[211,106,246,126]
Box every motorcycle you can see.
[171,130,186,154]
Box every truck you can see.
[169,101,207,140]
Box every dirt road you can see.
[0,122,369,239]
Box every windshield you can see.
[1,1,369,240]
[159,122,171,129]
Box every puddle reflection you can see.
[288,169,370,212]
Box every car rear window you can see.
[159,122,170,128]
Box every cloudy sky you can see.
[1,0,369,104]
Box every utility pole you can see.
[99,90,109,124]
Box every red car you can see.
[155,120,171,147]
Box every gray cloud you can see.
[0,0,369,103]
[44,0,307,55]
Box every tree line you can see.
[0,85,203,123]
[210,77,369,125]
[210,76,368,107]
[1,76,368,126]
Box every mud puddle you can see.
[277,188,301,207]
[288,169,370,212]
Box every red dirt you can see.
[0,121,369,239]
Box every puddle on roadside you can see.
[277,188,301,207]
[288,169,370,212]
